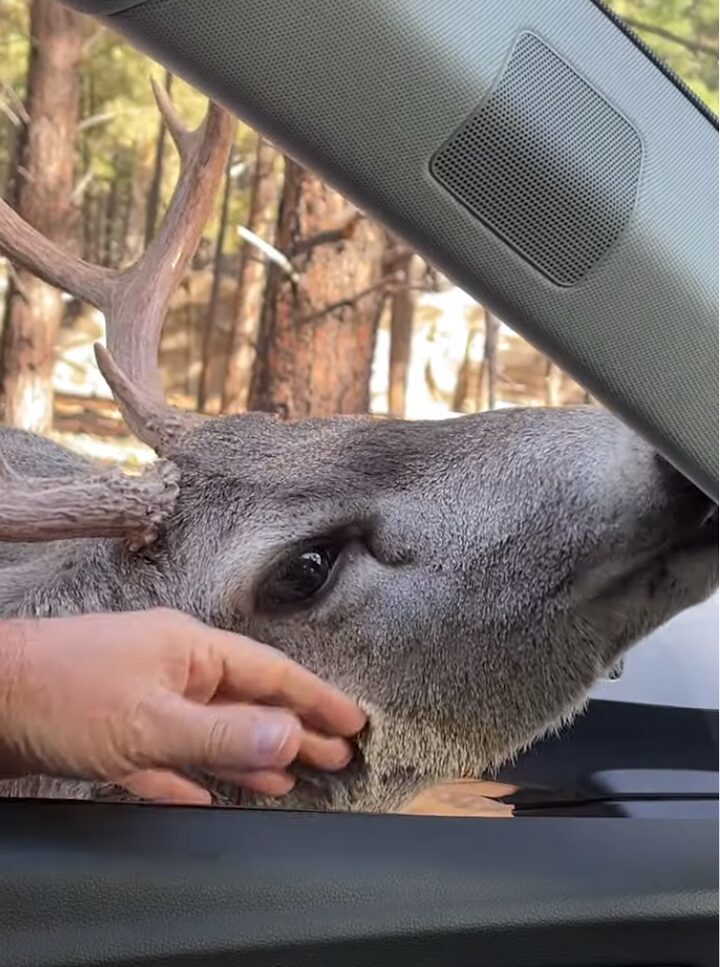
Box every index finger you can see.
[197,626,367,737]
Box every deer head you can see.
[0,90,716,813]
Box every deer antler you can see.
[0,85,234,547]
[0,452,180,551]
[0,82,236,454]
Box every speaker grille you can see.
[431,32,643,286]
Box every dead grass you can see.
[400,780,516,817]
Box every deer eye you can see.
[257,544,341,610]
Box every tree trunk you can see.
[221,136,278,413]
[453,304,487,413]
[143,70,173,249]
[123,148,150,266]
[90,188,104,264]
[1,89,27,204]
[484,312,499,411]
[543,356,563,406]
[81,187,94,261]
[0,0,84,433]
[102,173,119,268]
[116,161,135,267]
[182,281,195,397]
[386,246,414,418]
[79,69,95,261]
[197,149,234,413]
[249,159,386,418]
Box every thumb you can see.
[144,694,303,774]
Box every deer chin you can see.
[210,708,436,814]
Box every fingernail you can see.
[254,717,296,763]
[328,741,353,770]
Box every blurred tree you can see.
[384,239,415,418]
[0,0,84,432]
[221,135,279,413]
[608,0,718,111]
[0,0,30,198]
[484,313,499,411]
[454,305,487,414]
[249,158,387,418]
[143,69,172,250]
[197,147,234,412]
[1,0,715,430]
[544,358,563,407]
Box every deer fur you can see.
[1,407,717,811]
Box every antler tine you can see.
[0,84,235,456]
[0,452,180,551]
[99,92,236,451]
[94,344,203,455]
[0,197,112,310]
[150,77,193,162]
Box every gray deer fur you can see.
[1,404,717,811]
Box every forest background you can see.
[1,0,716,470]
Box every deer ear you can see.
[94,344,203,456]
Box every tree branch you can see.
[81,25,106,57]
[71,170,94,205]
[290,207,363,256]
[78,110,119,133]
[236,224,301,284]
[0,100,22,128]
[299,273,402,326]
[1,82,29,125]
[623,17,718,57]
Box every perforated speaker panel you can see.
[431,33,643,286]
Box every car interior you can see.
[1,1,718,965]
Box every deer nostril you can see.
[653,453,714,519]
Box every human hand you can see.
[0,608,366,805]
